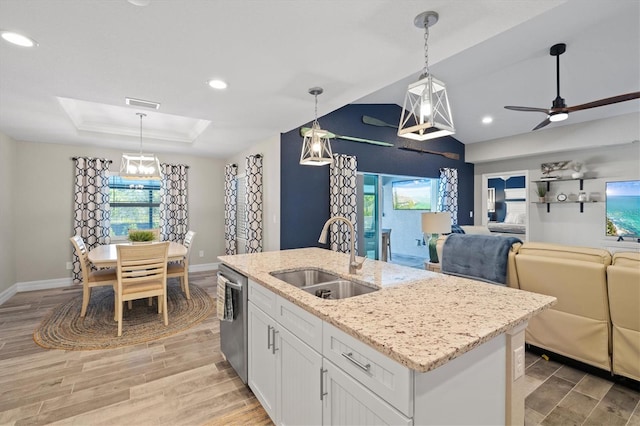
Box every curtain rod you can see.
[71,157,113,163]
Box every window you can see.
[109,176,161,238]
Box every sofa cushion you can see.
[517,242,612,265]
[612,251,640,268]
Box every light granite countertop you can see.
[218,247,556,373]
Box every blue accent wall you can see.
[280,103,474,249]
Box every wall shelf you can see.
[532,177,598,213]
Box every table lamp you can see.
[421,212,452,263]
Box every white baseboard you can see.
[189,262,219,272]
[0,265,218,306]
[17,277,74,292]
[0,284,18,306]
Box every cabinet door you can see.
[248,302,277,422]
[322,359,412,426]
[277,326,323,426]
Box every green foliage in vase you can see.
[128,230,155,242]
[535,183,548,197]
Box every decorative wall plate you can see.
[557,193,568,202]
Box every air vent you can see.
[125,97,160,110]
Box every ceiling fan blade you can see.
[566,91,640,112]
[504,105,550,113]
[532,117,551,131]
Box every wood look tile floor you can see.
[1,270,639,425]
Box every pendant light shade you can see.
[120,113,162,180]
[398,11,455,141]
[300,87,333,166]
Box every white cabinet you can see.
[322,359,412,426]
[248,282,508,425]
[248,281,322,426]
[247,301,277,421]
[278,325,323,425]
[323,322,413,417]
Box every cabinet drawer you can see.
[276,296,323,353]
[323,322,413,417]
[248,279,277,317]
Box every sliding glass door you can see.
[362,174,379,259]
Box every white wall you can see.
[380,181,430,258]
[0,133,17,296]
[226,135,281,252]
[11,140,226,284]
[472,114,640,250]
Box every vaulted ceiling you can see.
[0,0,638,159]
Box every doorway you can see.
[481,170,529,241]
[357,172,439,269]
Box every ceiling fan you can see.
[505,43,640,131]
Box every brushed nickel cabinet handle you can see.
[341,352,371,372]
[272,329,279,354]
[320,368,327,400]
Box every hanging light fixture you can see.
[398,11,455,141]
[300,87,333,166]
[120,113,162,180]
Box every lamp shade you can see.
[299,122,333,166]
[421,212,451,234]
[398,75,455,141]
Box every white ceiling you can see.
[1,0,638,159]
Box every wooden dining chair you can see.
[167,230,196,299]
[70,235,117,317]
[115,242,169,337]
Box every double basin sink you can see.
[269,268,378,300]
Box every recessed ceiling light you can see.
[482,116,493,124]
[127,0,150,6]
[0,31,38,47]
[207,79,228,90]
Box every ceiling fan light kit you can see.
[505,42,640,131]
[398,11,455,142]
[300,87,334,166]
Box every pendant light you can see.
[300,87,333,166]
[398,11,455,141]
[120,112,162,180]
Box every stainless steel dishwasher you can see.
[218,263,248,384]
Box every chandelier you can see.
[120,112,162,180]
[398,11,455,141]
[300,87,333,166]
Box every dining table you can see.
[88,241,187,268]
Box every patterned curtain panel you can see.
[245,154,263,253]
[329,154,358,253]
[159,163,189,242]
[437,168,459,225]
[224,164,238,255]
[72,157,111,283]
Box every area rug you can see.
[33,282,215,350]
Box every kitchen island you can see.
[219,248,555,425]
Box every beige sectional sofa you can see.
[515,243,612,372]
[607,252,640,381]
[436,235,639,382]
